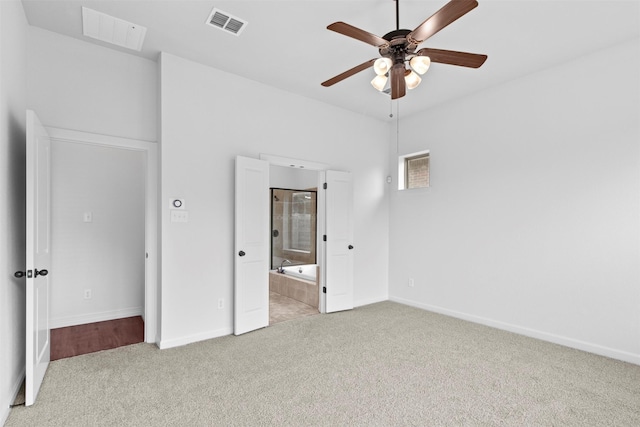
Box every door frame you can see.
[259,154,330,313]
[45,127,159,343]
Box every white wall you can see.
[27,26,157,142]
[0,1,28,423]
[25,26,158,336]
[159,52,389,348]
[50,140,145,328]
[270,165,319,190]
[389,38,640,364]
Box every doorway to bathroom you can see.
[234,154,354,335]
[269,187,319,324]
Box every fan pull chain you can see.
[395,102,400,154]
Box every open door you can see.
[24,110,52,405]
[324,170,354,313]
[234,156,270,335]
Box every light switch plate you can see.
[170,210,189,223]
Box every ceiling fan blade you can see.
[416,48,487,68]
[408,0,478,44]
[390,64,406,100]
[327,22,389,48]
[321,59,377,87]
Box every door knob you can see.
[14,269,49,278]
[348,245,354,250]
[238,250,246,257]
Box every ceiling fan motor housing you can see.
[380,29,417,64]
[382,29,411,41]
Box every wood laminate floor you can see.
[50,316,144,361]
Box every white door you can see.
[325,170,354,313]
[234,156,270,335]
[25,110,52,406]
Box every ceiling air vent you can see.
[206,8,247,36]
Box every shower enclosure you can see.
[270,187,319,311]
[270,188,317,270]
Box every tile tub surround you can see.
[269,269,319,308]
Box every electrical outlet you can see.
[84,289,92,299]
[218,298,224,310]
[408,278,414,287]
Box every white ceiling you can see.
[21,0,640,122]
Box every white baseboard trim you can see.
[50,307,143,329]
[1,368,25,426]
[159,327,233,350]
[390,296,640,366]
[355,295,388,308]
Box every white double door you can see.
[234,156,354,335]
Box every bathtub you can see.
[270,264,319,308]
[281,264,317,282]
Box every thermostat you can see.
[170,198,185,209]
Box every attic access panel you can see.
[82,7,147,51]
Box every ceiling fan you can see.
[321,0,487,100]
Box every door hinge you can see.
[323,235,327,242]
[323,182,327,190]
[322,286,327,294]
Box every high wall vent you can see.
[205,8,247,36]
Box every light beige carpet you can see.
[6,301,640,426]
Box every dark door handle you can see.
[348,245,354,250]
[238,250,246,257]
[14,269,48,278]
